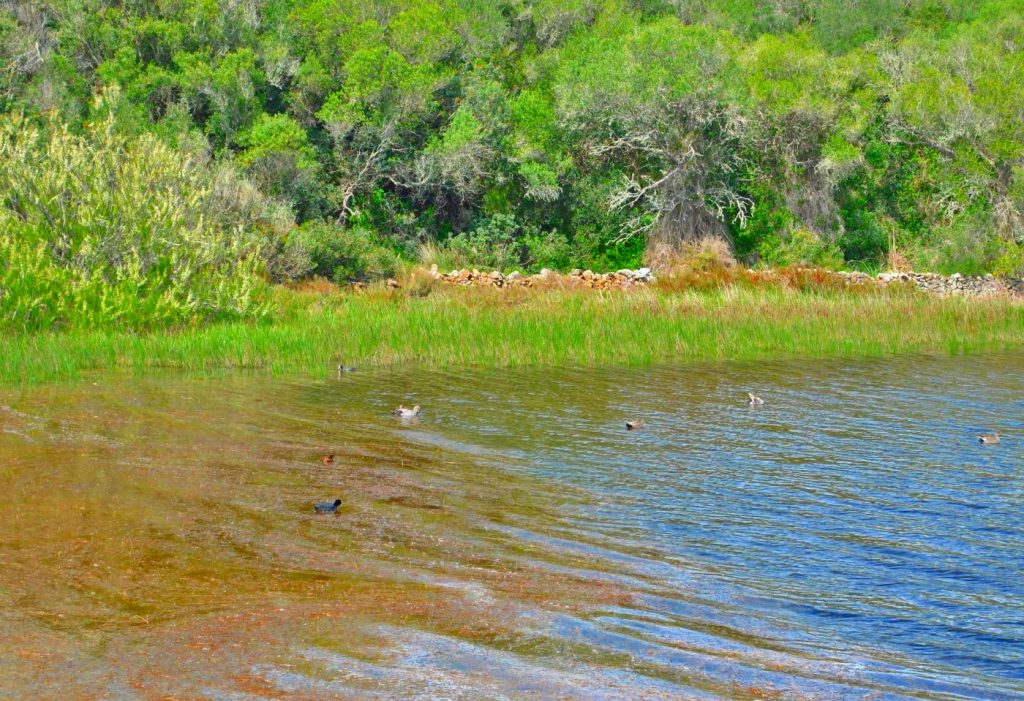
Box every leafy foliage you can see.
[0,104,273,331]
[1,0,1023,293]
[286,221,401,283]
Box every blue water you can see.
[3,353,1022,699]
[385,354,1024,698]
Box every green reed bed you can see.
[3,285,1023,385]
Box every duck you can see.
[337,364,356,375]
[625,419,646,430]
[977,432,1001,445]
[392,404,421,418]
[321,454,335,465]
[747,393,765,406]
[314,498,342,513]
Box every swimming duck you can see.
[626,419,646,430]
[392,405,421,418]
[321,454,335,465]
[978,432,1000,445]
[337,364,356,375]
[747,393,765,406]
[314,498,342,513]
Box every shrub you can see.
[0,109,273,331]
[439,214,576,272]
[523,229,574,271]
[908,212,1007,275]
[443,214,524,271]
[993,241,1024,277]
[649,238,739,291]
[286,222,401,283]
[760,228,844,269]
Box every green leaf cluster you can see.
[0,105,271,331]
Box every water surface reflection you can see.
[1,354,1021,699]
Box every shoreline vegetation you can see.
[5,273,1023,387]
[4,3,1024,389]
[4,3,1024,353]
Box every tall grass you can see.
[3,285,1023,386]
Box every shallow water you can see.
[1,354,1022,699]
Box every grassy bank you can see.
[3,284,1024,385]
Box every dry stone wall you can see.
[424,265,1023,297]
[839,271,1020,297]
[429,265,653,289]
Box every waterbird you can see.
[321,454,335,465]
[314,498,342,513]
[392,405,421,418]
[747,393,765,406]
[978,432,1001,445]
[337,364,356,375]
[626,419,646,430]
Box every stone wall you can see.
[430,265,653,290]
[426,264,1023,297]
[837,271,1022,297]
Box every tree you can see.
[555,19,752,248]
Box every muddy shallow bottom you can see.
[1,355,1022,699]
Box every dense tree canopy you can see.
[2,0,1023,277]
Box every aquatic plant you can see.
[3,285,1022,385]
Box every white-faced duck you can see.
[314,498,342,513]
[626,419,646,430]
[337,364,356,376]
[978,432,1001,445]
[392,405,421,418]
[321,454,335,465]
[747,393,765,406]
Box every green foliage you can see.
[286,222,401,283]
[524,229,575,270]
[812,0,906,53]
[237,113,331,219]
[441,214,577,271]
[1,0,1023,286]
[444,214,529,271]
[0,106,271,331]
[390,3,458,63]
[9,285,1024,385]
[239,114,316,169]
[762,228,845,269]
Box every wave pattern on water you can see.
[0,354,1021,699]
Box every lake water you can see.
[1,354,1022,699]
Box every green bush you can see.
[440,214,578,272]
[443,214,522,271]
[911,214,1008,276]
[993,241,1024,276]
[286,222,401,283]
[759,228,845,269]
[0,108,272,331]
[524,229,575,271]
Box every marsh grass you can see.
[3,285,1023,385]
